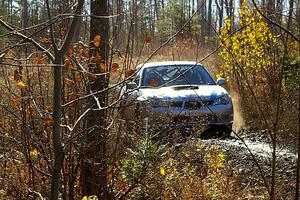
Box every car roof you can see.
[136,61,203,69]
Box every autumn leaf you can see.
[98,63,106,72]
[160,166,165,175]
[69,102,77,109]
[11,98,20,106]
[145,36,152,43]
[14,70,20,81]
[68,46,74,54]
[29,149,38,158]
[75,74,81,83]
[64,78,74,87]
[111,63,119,73]
[68,92,77,100]
[44,115,54,126]
[149,79,158,87]
[93,35,101,47]
[40,37,49,44]
[65,57,71,65]
[34,57,44,65]
[17,81,26,89]
[125,69,134,77]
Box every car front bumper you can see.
[139,103,233,129]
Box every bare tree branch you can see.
[0,19,55,60]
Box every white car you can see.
[120,61,233,136]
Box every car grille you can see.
[183,100,214,109]
[169,101,183,108]
[184,101,202,109]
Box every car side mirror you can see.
[216,78,226,86]
[127,82,138,89]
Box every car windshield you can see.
[141,65,216,87]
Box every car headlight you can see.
[213,94,231,105]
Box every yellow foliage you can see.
[160,166,165,175]
[29,149,38,158]
[17,81,26,89]
[93,35,101,47]
[219,0,279,89]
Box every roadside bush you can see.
[218,0,299,135]
[115,133,264,199]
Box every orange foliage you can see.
[150,79,158,87]
[93,35,101,47]
[10,98,20,106]
[34,58,44,65]
[75,74,81,83]
[64,78,74,87]
[65,57,71,65]
[111,63,119,73]
[98,63,106,72]
[40,37,49,44]
[68,92,77,100]
[125,69,134,77]
[68,46,74,54]
[44,115,54,126]
[145,36,152,43]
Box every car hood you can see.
[136,85,229,101]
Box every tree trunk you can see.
[114,0,124,48]
[198,0,206,43]
[80,0,109,199]
[224,0,234,32]
[23,0,29,29]
[267,0,275,17]
[215,0,223,33]
[133,0,138,54]
[207,0,212,37]
[50,0,84,199]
